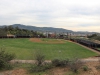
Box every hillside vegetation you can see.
[88,34,100,41]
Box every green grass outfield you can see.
[0,38,98,60]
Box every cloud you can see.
[0,0,100,32]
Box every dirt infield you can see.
[29,38,65,44]
[30,38,42,42]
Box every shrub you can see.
[69,58,83,73]
[82,66,89,71]
[52,59,60,66]
[0,48,15,70]
[52,59,69,67]
[34,50,45,66]
[29,63,52,72]
[44,62,53,69]
[29,65,45,72]
[29,50,53,73]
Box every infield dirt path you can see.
[10,57,100,64]
[29,38,42,42]
[29,38,65,44]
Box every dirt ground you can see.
[30,38,42,43]
[0,69,27,75]
[1,61,100,75]
[81,62,100,75]
[29,38,65,44]
[45,62,100,75]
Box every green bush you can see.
[29,63,52,72]
[52,59,69,67]
[44,62,53,69]
[4,63,13,70]
[0,48,15,70]
[29,65,45,72]
[30,50,52,73]
[34,50,45,66]
[82,66,89,71]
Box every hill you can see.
[0,24,73,33]
[0,24,98,34]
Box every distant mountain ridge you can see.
[0,24,73,33]
[0,24,98,34]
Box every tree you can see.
[0,28,7,38]
[0,48,15,70]
[8,25,14,31]
[87,34,97,38]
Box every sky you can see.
[0,0,100,32]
